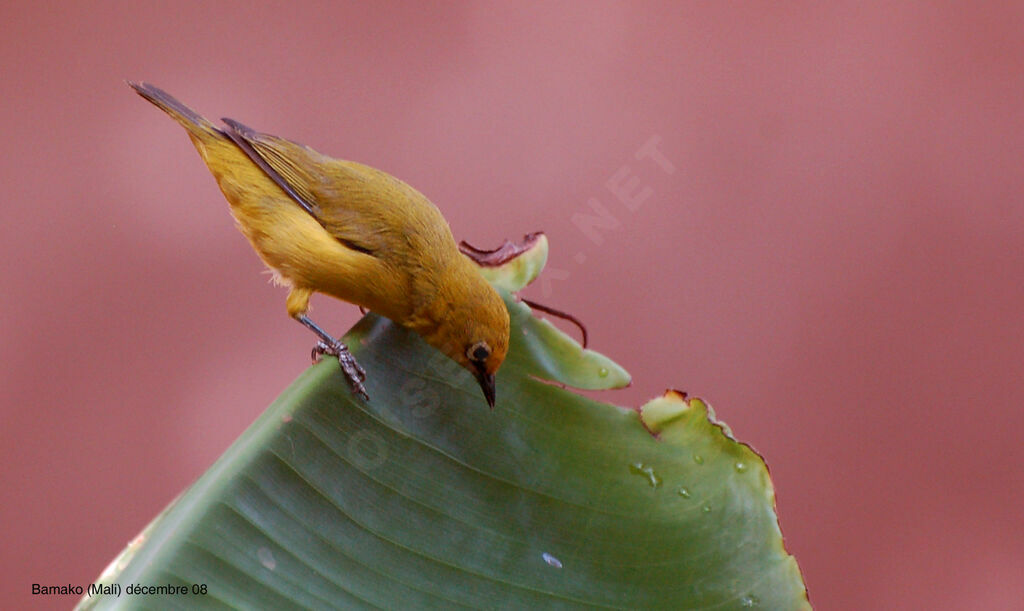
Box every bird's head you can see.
[421,267,510,408]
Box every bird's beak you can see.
[474,369,496,408]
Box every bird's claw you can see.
[311,339,369,400]
[311,341,332,363]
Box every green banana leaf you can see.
[79,236,809,610]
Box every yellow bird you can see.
[129,82,510,407]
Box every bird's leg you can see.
[299,315,368,399]
[287,287,368,400]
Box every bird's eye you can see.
[467,341,490,362]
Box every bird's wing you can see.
[220,118,387,256]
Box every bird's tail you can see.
[128,81,222,141]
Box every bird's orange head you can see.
[418,262,510,408]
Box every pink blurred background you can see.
[2,2,1023,609]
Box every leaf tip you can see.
[639,388,698,434]
[463,232,549,291]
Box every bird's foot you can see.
[312,340,369,400]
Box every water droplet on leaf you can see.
[598,367,609,378]
[677,487,691,498]
[542,552,562,569]
[629,462,662,488]
[257,547,276,570]
[702,503,712,513]
[735,461,748,473]
[692,453,704,465]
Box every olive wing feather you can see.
[219,119,390,256]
